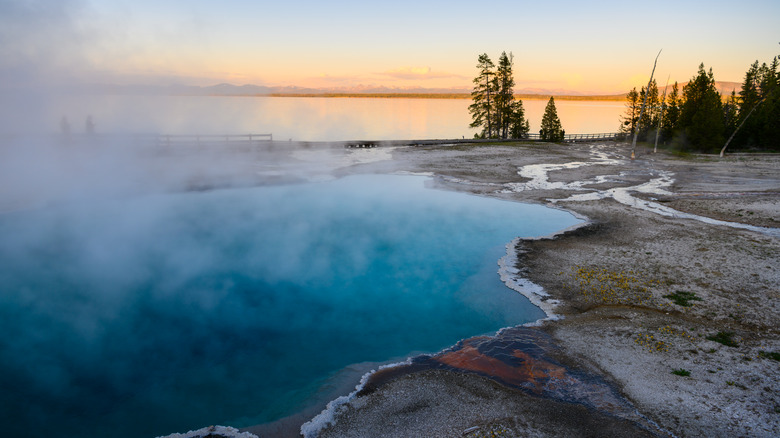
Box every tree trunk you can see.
[720,96,765,157]
[486,75,492,138]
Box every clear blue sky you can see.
[3,0,779,93]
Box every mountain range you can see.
[657,81,742,97]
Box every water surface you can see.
[0,174,581,437]
[44,95,624,141]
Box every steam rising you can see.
[0,172,582,437]
[0,6,585,438]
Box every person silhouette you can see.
[85,115,95,135]
[60,116,70,136]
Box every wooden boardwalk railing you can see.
[342,133,625,148]
[523,133,624,142]
[154,133,272,146]
[56,132,622,149]
[145,132,622,148]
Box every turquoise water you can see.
[0,174,580,438]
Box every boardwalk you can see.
[342,133,624,148]
[54,132,623,149]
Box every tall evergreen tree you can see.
[507,99,530,139]
[733,61,762,149]
[469,54,497,138]
[661,82,680,142]
[620,87,640,135]
[723,90,739,139]
[754,56,780,150]
[723,55,780,154]
[469,52,529,139]
[637,80,660,141]
[495,52,515,139]
[539,97,565,141]
[679,63,725,152]
[740,61,761,112]
[731,56,780,151]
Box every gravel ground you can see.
[305,142,780,438]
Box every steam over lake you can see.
[0,93,606,437]
[45,95,624,141]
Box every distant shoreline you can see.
[194,93,628,101]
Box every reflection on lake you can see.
[49,95,624,141]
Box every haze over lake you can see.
[46,95,624,141]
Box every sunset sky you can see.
[2,0,779,94]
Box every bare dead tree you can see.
[721,42,780,157]
[719,94,769,158]
[632,49,662,160]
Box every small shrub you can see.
[707,331,738,347]
[759,351,780,361]
[671,368,691,377]
[663,291,702,307]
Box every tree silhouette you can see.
[539,97,564,142]
[679,63,724,152]
[469,53,497,138]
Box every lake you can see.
[0,173,582,438]
[47,95,625,141]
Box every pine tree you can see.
[620,88,640,135]
[540,97,565,142]
[495,52,515,139]
[740,61,761,112]
[723,90,739,141]
[637,81,660,141]
[754,56,780,150]
[468,54,497,138]
[660,82,680,142]
[469,52,529,139]
[731,56,780,151]
[679,63,724,152]
[507,99,530,139]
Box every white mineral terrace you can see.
[503,145,780,238]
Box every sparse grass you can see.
[707,331,739,347]
[663,290,702,307]
[670,149,693,158]
[729,312,743,321]
[635,333,668,352]
[634,325,696,353]
[758,351,780,361]
[671,368,691,377]
[569,265,658,305]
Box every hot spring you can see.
[0,173,581,437]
